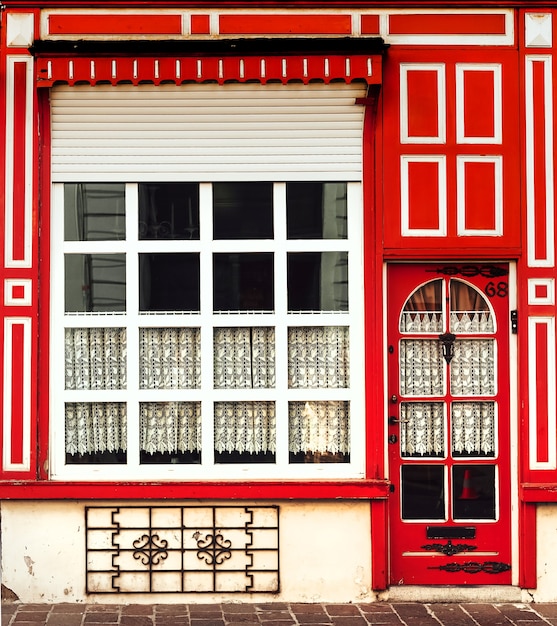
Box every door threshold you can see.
[386,585,523,603]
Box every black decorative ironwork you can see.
[85,505,279,594]
[421,540,477,556]
[427,265,508,278]
[132,533,169,566]
[194,531,232,566]
[430,561,511,574]
[438,332,456,364]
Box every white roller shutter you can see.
[50,82,366,182]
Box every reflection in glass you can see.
[213,182,273,239]
[64,183,126,241]
[65,254,126,312]
[401,465,445,520]
[288,252,348,311]
[453,465,496,519]
[213,253,274,312]
[139,183,199,240]
[139,253,200,312]
[400,279,443,333]
[287,182,347,239]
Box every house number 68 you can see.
[484,281,508,298]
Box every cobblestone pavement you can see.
[2,603,557,626]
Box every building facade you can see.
[1,0,557,604]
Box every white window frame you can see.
[50,181,365,481]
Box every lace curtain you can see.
[141,402,201,455]
[289,401,350,455]
[214,401,276,454]
[400,340,444,396]
[450,340,495,396]
[66,402,127,455]
[400,402,444,457]
[451,401,495,456]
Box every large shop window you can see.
[50,181,365,480]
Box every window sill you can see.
[0,479,390,500]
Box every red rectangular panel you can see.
[463,70,495,138]
[406,69,439,138]
[361,15,380,35]
[463,160,496,231]
[48,14,183,35]
[10,324,25,466]
[407,161,440,231]
[219,14,352,35]
[190,14,210,35]
[535,323,549,464]
[532,60,549,262]
[12,62,27,263]
[389,13,507,35]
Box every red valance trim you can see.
[35,54,382,86]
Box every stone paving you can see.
[3,603,557,626]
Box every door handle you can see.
[389,416,409,425]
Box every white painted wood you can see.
[51,83,367,182]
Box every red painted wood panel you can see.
[9,323,25,466]
[535,322,549,464]
[12,61,27,263]
[389,13,507,35]
[406,69,439,138]
[463,70,495,139]
[190,14,210,35]
[360,14,380,35]
[532,59,549,263]
[219,14,352,35]
[406,160,440,230]
[462,160,496,231]
[48,14,183,35]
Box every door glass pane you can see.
[450,339,495,396]
[213,253,274,312]
[399,340,444,396]
[65,183,125,241]
[400,279,443,333]
[451,402,496,457]
[450,280,494,333]
[400,402,445,457]
[139,253,200,312]
[213,182,273,239]
[287,252,348,311]
[139,183,199,240]
[287,182,347,239]
[65,254,126,312]
[453,465,496,520]
[401,465,445,520]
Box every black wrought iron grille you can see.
[85,506,280,594]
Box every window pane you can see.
[140,402,201,464]
[289,401,350,463]
[453,465,496,520]
[214,327,275,389]
[139,253,200,312]
[450,280,494,333]
[287,182,347,239]
[65,328,126,390]
[450,339,495,396]
[400,279,443,333]
[288,327,349,388]
[214,401,276,463]
[65,254,126,312]
[288,252,348,311]
[139,183,199,240]
[401,465,445,520]
[65,402,127,464]
[213,182,273,239]
[213,253,274,312]
[139,328,201,389]
[64,183,125,241]
[400,402,445,457]
[399,339,444,396]
[452,402,496,457]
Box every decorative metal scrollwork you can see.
[421,540,477,556]
[430,561,511,574]
[438,332,456,364]
[194,531,232,566]
[428,265,508,278]
[132,533,169,566]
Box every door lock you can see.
[388,434,398,444]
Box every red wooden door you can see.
[387,263,512,585]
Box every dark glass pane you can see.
[64,183,125,241]
[401,465,445,520]
[288,252,348,311]
[140,450,201,464]
[213,182,273,239]
[215,450,276,464]
[287,182,347,239]
[453,465,496,520]
[65,254,126,312]
[66,450,126,464]
[213,253,274,311]
[139,253,200,312]
[139,183,199,240]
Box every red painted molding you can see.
[0,479,391,500]
[388,13,507,35]
[219,14,352,35]
[48,14,183,35]
[521,483,557,502]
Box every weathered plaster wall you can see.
[530,504,557,602]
